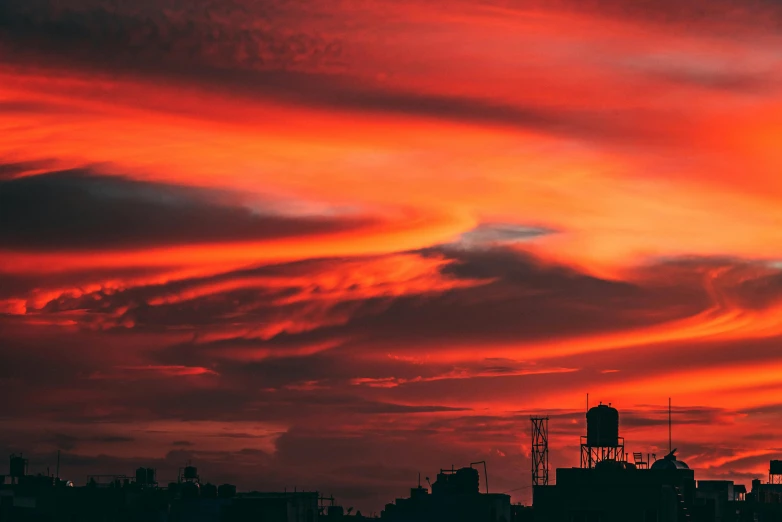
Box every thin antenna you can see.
[418,472,421,488]
[668,397,672,454]
[470,461,489,494]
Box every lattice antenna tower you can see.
[531,416,549,487]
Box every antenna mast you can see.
[470,461,489,494]
[668,397,672,454]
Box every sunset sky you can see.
[3,0,782,511]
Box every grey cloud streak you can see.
[0,167,377,250]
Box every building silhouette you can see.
[531,401,763,522]
[534,450,695,521]
[381,465,510,522]
[0,456,365,522]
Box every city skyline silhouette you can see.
[0,397,767,513]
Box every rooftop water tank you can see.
[183,466,198,480]
[9,455,27,478]
[201,483,217,499]
[586,404,619,447]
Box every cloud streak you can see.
[0,167,379,250]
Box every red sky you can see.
[2,0,782,511]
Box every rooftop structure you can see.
[381,465,510,522]
[581,403,625,468]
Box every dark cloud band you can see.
[0,167,376,250]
